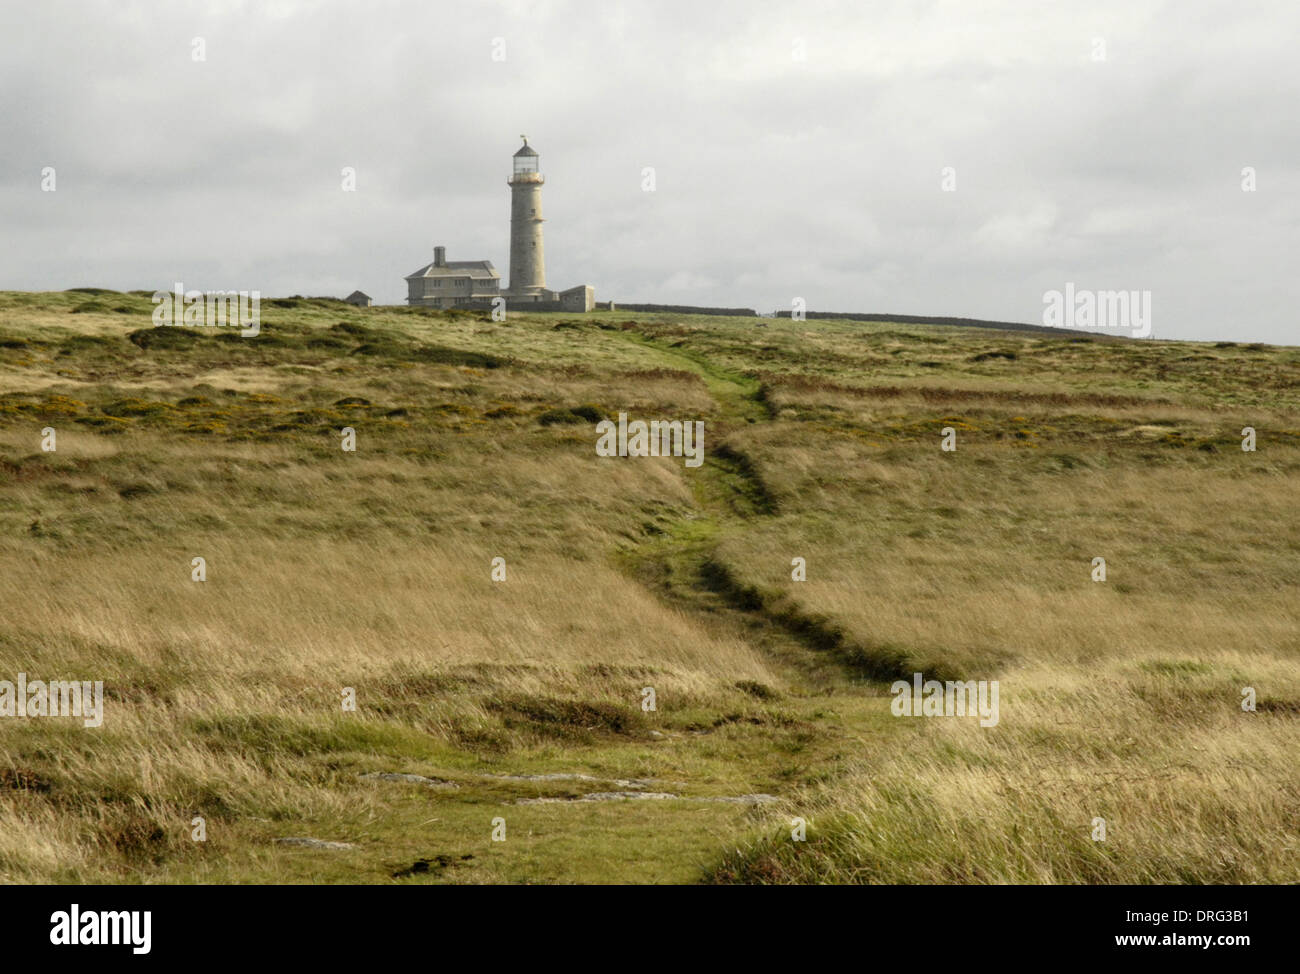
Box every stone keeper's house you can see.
[404,246,501,309]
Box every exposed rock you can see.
[359,772,459,789]
[515,790,680,804]
[273,837,356,850]
[486,772,654,790]
[513,791,779,806]
[357,768,776,807]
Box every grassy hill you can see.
[1,289,1297,883]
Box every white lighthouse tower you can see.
[404,137,595,312]
[507,136,547,298]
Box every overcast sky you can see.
[2,0,1297,343]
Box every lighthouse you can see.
[403,136,598,312]
[507,136,547,297]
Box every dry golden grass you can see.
[705,369,1300,883]
[711,653,1300,883]
[718,446,1300,670]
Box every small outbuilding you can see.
[344,290,372,307]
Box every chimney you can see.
[434,245,446,267]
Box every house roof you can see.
[345,290,370,300]
[404,259,499,281]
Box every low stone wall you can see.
[772,310,1091,335]
[615,303,757,316]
